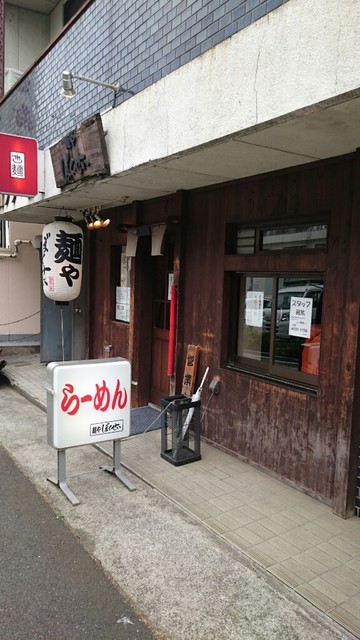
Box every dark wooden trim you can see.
[190,152,356,197]
[82,222,91,359]
[333,150,360,517]
[172,190,187,396]
[224,253,327,272]
[131,234,153,406]
[86,155,360,513]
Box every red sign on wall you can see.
[0,133,38,197]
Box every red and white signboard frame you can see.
[0,132,38,197]
[46,357,135,504]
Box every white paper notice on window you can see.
[289,297,313,338]
[116,287,130,322]
[116,286,130,304]
[245,291,264,327]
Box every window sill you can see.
[223,363,319,397]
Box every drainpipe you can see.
[0,239,31,258]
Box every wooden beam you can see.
[332,150,360,517]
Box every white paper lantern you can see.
[42,219,83,302]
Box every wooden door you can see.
[150,241,174,405]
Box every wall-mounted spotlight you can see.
[84,212,96,230]
[99,215,110,228]
[83,209,110,230]
[61,70,135,106]
[92,212,110,229]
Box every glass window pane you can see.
[261,224,327,251]
[237,276,273,363]
[228,272,324,385]
[272,279,323,374]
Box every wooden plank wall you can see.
[87,155,360,515]
[178,155,359,515]
[88,229,111,360]
[88,197,176,407]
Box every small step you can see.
[0,344,40,357]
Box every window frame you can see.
[225,271,324,391]
[225,215,329,255]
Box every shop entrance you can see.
[150,240,174,405]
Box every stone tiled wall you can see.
[0,0,289,148]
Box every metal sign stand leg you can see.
[47,449,80,506]
[100,440,136,491]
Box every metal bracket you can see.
[47,449,80,505]
[48,440,135,505]
[99,440,136,491]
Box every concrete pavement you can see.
[0,377,357,640]
[0,445,158,640]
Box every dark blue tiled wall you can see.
[0,0,289,149]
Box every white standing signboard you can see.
[289,297,313,338]
[47,358,131,449]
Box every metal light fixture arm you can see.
[69,72,120,95]
[61,71,135,106]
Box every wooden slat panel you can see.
[180,157,356,513]
[87,156,359,515]
[88,229,111,359]
[150,328,170,405]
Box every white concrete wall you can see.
[102,0,360,175]
[0,222,43,340]
[50,1,64,42]
[5,5,50,74]
[6,0,360,207]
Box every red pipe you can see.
[167,283,177,376]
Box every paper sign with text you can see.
[289,297,313,338]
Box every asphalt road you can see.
[0,445,159,640]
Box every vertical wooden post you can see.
[333,150,360,517]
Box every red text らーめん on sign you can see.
[0,133,38,197]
